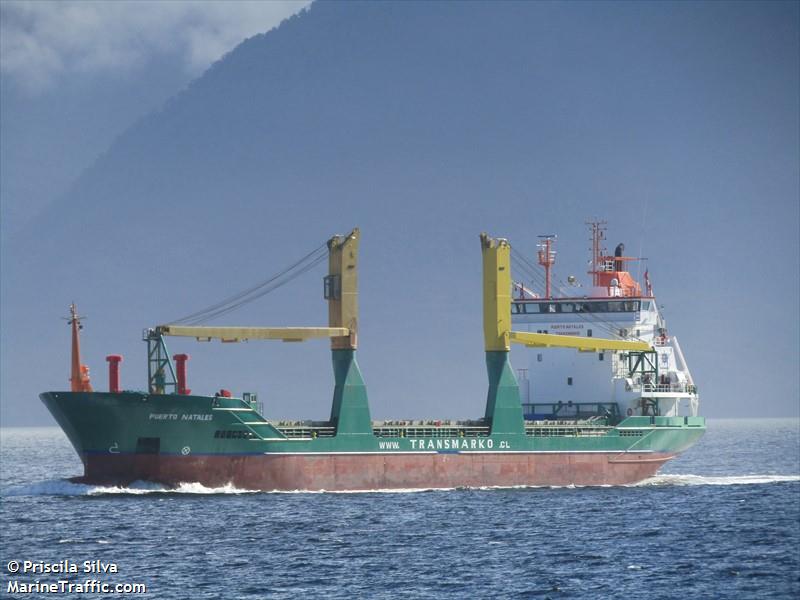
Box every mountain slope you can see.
[3,1,798,424]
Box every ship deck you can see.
[269,418,614,439]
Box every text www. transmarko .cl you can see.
[378,439,499,451]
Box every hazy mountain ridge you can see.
[2,1,797,424]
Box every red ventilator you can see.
[173,354,191,395]
[105,355,123,393]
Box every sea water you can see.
[1,419,798,599]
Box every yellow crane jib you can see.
[326,228,359,350]
[508,331,652,353]
[156,325,350,343]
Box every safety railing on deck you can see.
[272,422,336,439]
[272,420,495,439]
[642,383,698,395]
[271,419,649,439]
[524,422,611,437]
[373,425,490,438]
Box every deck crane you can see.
[143,229,360,396]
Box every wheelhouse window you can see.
[512,300,641,314]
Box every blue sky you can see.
[1,1,798,425]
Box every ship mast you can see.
[536,235,556,299]
[68,303,93,392]
[587,219,607,287]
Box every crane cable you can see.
[510,247,630,341]
[168,242,328,326]
[511,248,568,297]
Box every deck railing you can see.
[272,421,625,439]
[276,425,336,439]
[373,425,490,438]
[642,383,698,395]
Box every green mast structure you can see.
[326,229,372,436]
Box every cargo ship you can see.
[41,228,704,491]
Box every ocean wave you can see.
[3,479,258,497]
[2,479,442,496]
[635,474,800,487]
[5,474,798,496]
[2,481,554,495]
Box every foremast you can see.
[68,304,92,392]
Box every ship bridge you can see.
[509,221,699,419]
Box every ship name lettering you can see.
[181,414,213,421]
[409,438,495,450]
[148,413,212,421]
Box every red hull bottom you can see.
[77,452,675,490]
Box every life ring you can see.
[627,408,633,416]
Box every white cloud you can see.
[0,0,311,93]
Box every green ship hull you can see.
[40,352,705,491]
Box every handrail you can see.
[642,383,698,395]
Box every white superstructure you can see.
[510,222,699,421]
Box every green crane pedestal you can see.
[484,351,525,435]
[330,349,373,435]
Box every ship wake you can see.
[4,479,258,497]
[5,474,798,497]
[635,474,800,487]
